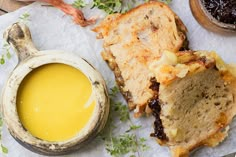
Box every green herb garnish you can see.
[91,0,172,14]
[19,12,30,23]
[106,134,141,157]
[159,0,172,4]
[72,0,87,9]
[101,86,149,157]
[70,0,172,15]
[126,125,142,133]
[0,42,11,65]
[92,0,123,14]
[109,86,120,97]
[112,102,129,122]
[1,145,8,154]
[0,117,8,154]
[0,55,5,65]
[3,43,11,59]
[6,51,11,59]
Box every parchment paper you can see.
[0,0,236,157]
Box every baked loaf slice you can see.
[93,1,188,117]
[148,51,236,157]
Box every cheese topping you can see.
[149,51,236,84]
[17,63,95,142]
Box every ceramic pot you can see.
[1,22,110,156]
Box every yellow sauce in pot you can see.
[17,63,95,142]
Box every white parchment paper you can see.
[0,0,236,157]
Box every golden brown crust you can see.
[171,147,190,157]
[148,51,236,157]
[170,126,229,157]
[101,50,135,110]
[94,1,188,43]
[203,126,229,147]
[94,1,189,116]
[168,74,236,157]
[92,14,121,38]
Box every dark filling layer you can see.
[148,78,168,141]
[202,0,236,24]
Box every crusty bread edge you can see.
[93,1,188,50]
[101,50,136,110]
[170,78,236,157]
[96,1,188,116]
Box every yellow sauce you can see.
[17,63,95,142]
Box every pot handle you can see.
[3,22,38,62]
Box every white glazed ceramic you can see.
[1,23,110,155]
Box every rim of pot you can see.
[1,50,108,153]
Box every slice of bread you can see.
[148,51,236,157]
[93,1,188,117]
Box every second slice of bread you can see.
[149,51,236,157]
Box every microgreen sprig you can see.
[92,0,123,14]
[92,0,173,14]
[159,0,172,4]
[19,12,30,23]
[0,117,8,154]
[72,0,87,9]
[0,42,11,65]
[101,86,149,157]
[75,0,172,14]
